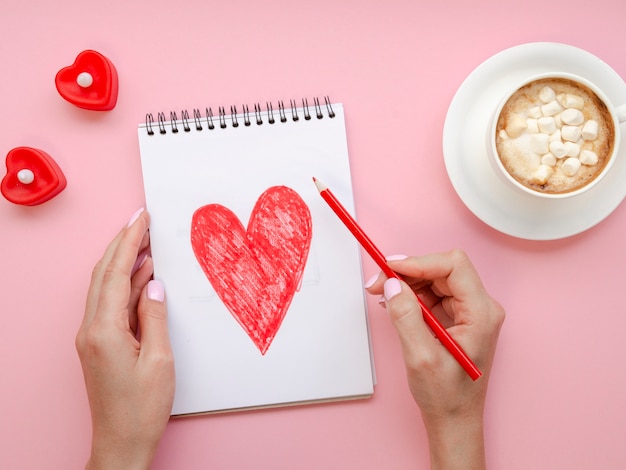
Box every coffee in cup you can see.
[493,74,620,197]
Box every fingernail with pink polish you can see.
[147,279,165,302]
[364,274,378,289]
[384,278,402,301]
[127,208,145,228]
[386,254,408,261]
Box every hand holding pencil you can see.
[315,173,505,468]
[364,250,505,469]
[313,177,493,380]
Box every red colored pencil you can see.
[313,177,481,381]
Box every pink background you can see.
[1,1,625,468]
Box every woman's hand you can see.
[366,250,505,470]
[76,209,175,470]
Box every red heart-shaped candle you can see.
[55,50,118,111]
[1,147,67,206]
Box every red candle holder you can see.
[1,147,67,206]
[55,50,118,111]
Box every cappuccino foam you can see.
[495,77,615,194]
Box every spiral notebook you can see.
[137,98,375,415]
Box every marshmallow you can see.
[526,118,539,133]
[542,153,557,166]
[582,120,599,140]
[539,86,556,103]
[561,125,582,142]
[528,106,542,119]
[531,164,554,184]
[564,142,581,158]
[549,140,568,158]
[549,129,562,142]
[531,133,550,154]
[560,108,584,125]
[554,114,563,129]
[562,93,585,109]
[580,149,599,165]
[561,157,582,176]
[538,117,556,134]
[541,100,562,116]
[506,113,528,138]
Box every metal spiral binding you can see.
[145,96,335,136]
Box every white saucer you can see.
[443,42,626,240]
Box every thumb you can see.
[138,279,172,355]
[384,278,436,355]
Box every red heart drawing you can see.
[191,186,313,355]
[1,147,67,206]
[55,50,118,111]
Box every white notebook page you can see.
[138,102,374,415]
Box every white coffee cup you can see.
[489,73,626,199]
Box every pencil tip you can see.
[313,177,326,192]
